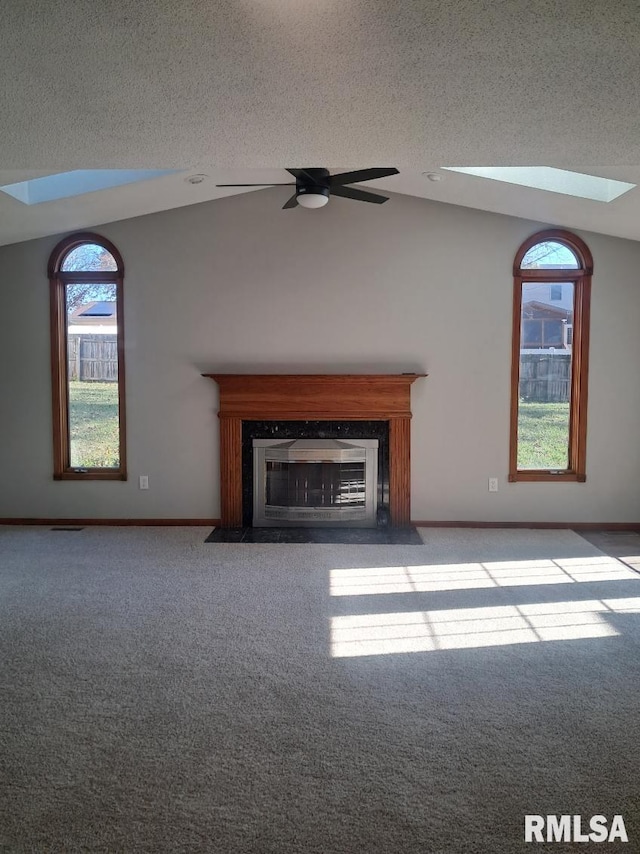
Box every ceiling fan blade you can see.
[216,183,295,187]
[331,185,389,204]
[282,193,299,209]
[329,167,399,187]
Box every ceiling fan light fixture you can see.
[296,188,329,208]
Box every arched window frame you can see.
[48,232,127,480]
[509,229,593,483]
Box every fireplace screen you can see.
[253,439,378,527]
[266,461,366,508]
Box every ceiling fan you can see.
[216,167,399,209]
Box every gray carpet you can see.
[1,526,640,853]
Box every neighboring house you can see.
[521,299,573,350]
[69,300,117,331]
[522,281,573,312]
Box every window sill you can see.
[508,471,585,483]
[54,470,127,481]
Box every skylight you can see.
[0,169,180,205]
[441,167,635,203]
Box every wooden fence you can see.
[519,353,570,403]
[68,334,118,382]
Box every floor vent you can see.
[51,527,85,532]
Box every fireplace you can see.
[253,438,379,527]
[202,374,426,528]
[243,420,389,528]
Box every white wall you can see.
[1,190,639,522]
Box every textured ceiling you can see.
[1,0,640,244]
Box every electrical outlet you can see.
[488,477,499,492]
[139,475,149,490]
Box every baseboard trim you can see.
[1,518,638,531]
[0,518,220,527]
[412,520,640,531]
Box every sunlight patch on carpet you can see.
[330,597,640,657]
[330,556,637,596]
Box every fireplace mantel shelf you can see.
[203,373,427,527]
[202,373,426,420]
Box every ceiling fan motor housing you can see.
[296,168,330,201]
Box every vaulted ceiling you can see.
[2,0,640,245]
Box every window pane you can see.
[62,243,117,272]
[517,281,573,469]
[521,241,579,269]
[66,283,120,468]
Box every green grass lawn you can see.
[517,401,570,469]
[68,381,119,468]
[66,382,568,473]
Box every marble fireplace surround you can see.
[203,374,426,528]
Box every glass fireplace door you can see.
[266,461,367,509]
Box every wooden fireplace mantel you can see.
[203,373,426,528]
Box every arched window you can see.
[48,233,126,479]
[510,229,592,482]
